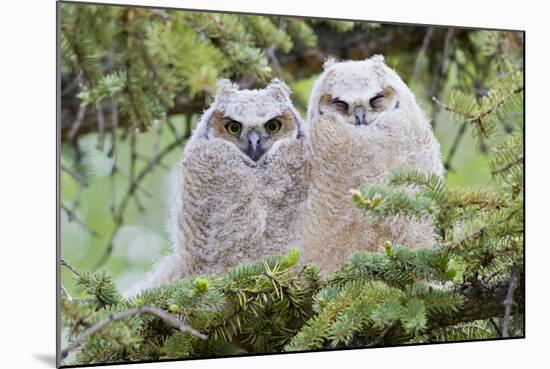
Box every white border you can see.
[1,0,547,368]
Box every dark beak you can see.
[354,106,367,126]
[246,130,265,161]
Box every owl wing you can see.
[172,138,229,274]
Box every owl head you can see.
[308,55,419,128]
[194,78,304,163]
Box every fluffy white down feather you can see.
[125,80,309,297]
[300,55,444,274]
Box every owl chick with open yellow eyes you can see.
[301,55,444,274]
[126,79,309,296]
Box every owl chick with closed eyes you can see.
[301,55,444,274]
[126,79,309,296]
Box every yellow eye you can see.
[225,121,242,135]
[265,119,282,133]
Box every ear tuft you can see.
[215,78,238,98]
[370,54,385,64]
[323,56,338,69]
[267,78,291,99]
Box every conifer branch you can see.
[60,306,207,361]
[444,208,520,252]
[432,272,523,330]
[491,155,523,175]
[61,258,81,277]
[433,86,523,138]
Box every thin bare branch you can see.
[108,97,118,158]
[165,119,179,140]
[413,27,434,82]
[367,324,394,347]
[489,318,502,337]
[501,265,519,337]
[61,284,73,301]
[61,258,81,277]
[67,104,87,140]
[151,121,162,171]
[96,102,106,150]
[441,28,454,75]
[444,121,467,172]
[135,152,170,170]
[60,305,207,361]
[114,167,152,198]
[61,164,88,187]
[95,134,187,267]
[61,72,82,97]
[61,204,100,237]
[491,155,524,176]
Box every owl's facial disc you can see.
[318,86,398,127]
[209,110,298,163]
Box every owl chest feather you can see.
[179,138,307,270]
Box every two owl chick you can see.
[128,55,443,295]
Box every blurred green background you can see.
[60,3,523,296]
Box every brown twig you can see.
[151,122,162,171]
[489,318,502,337]
[165,119,179,140]
[491,155,524,176]
[95,134,188,268]
[60,306,207,361]
[96,102,106,150]
[367,324,394,347]
[483,267,508,284]
[114,166,152,198]
[108,98,118,221]
[513,302,522,336]
[61,258,81,277]
[108,97,118,158]
[61,284,73,301]
[62,72,82,97]
[129,132,146,211]
[444,121,468,172]
[264,17,287,79]
[433,87,524,138]
[441,28,454,76]
[135,152,170,170]
[61,204,100,237]
[444,208,519,252]
[61,164,88,187]
[413,27,434,83]
[67,104,87,140]
[501,265,519,337]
